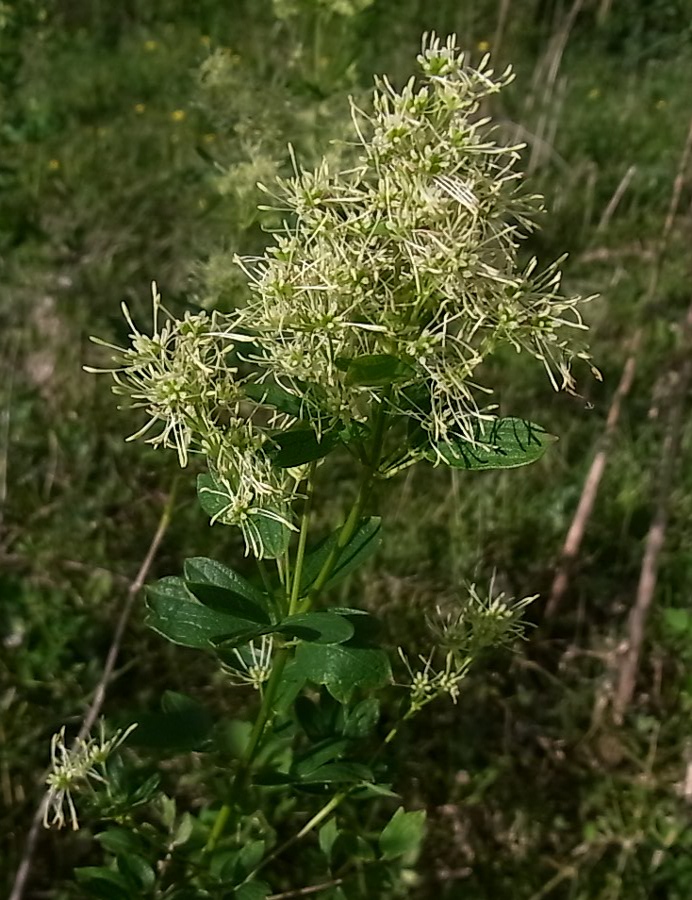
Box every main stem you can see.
[206,399,390,851]
[303,395,390,608]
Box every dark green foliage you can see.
[432,417,557,471]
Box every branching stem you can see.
[207,398,390,852]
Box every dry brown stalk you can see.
[492,0,513,60]
[612,304,692,723]
[545,333,640,618]
[527,0,585,173]
[545,115,692,618]
[9,485,177,900]
[596,164,637,234]
[267,878,345,899]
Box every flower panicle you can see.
[88,34,592,558]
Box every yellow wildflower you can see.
[202,132,216,143]
[200,35,211,46]
[656,99,667,110]
[144,39,158,51]
[47,159,60,171]
[134,103,146,114]
[588,87,600,99]
[171,109,186,122]
[477,40,490,52]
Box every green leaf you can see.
[343,698,380,739]
[237,840,266,878]
[350,782,399,801]
[294,737,351,777]
[251,507,291,559]
[158,795,176,830]
[183,557,266,605]
[338,353,414,386]
[216,718,253,759]
[332,833,377,865]
[274,661,308,714]
[295,640,392,703]
[185,582,271,625]
[244,381,303,417]
[295,691,341,742]
[268,426,340,468]
[172,813,194,848]
[129,692,214,752]
[117,853,156,892]
[197,471,230,521]
[432,417,556,471]
[95,828,146,858]
[146,577,265,649]
[663,608,692,635]
[209,848,240,880]
[379,807,427,861]
[298,761,374,785]
[75,868,133,900]
[319,818,340,864]
[331,608,382,642]
[301,518,382,592]
[235,882,270,900]
[276,611,354,644]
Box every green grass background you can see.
[3,0,692,896]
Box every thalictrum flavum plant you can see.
[52,34,590,899]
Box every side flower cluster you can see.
[44,723,137,830]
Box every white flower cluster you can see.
[400,578,536,710]
[88,285,296,556]
[430,578,537,656]
[93,35,589,555]
[236,33,588,442]
[398,647,471,708]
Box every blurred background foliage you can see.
[3,0,692,896]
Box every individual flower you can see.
[44,722,137,830]
[221,635,274,691]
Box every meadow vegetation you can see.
[3,1,692,897]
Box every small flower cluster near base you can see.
[44,722,137,830]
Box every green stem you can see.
[205,467,317,852]
[205,647,290,853]
[302,395,390,610]
[207,398,391,852]
[289,461,316,616]
[250,791,348,880]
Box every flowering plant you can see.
[60,35,589,897]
